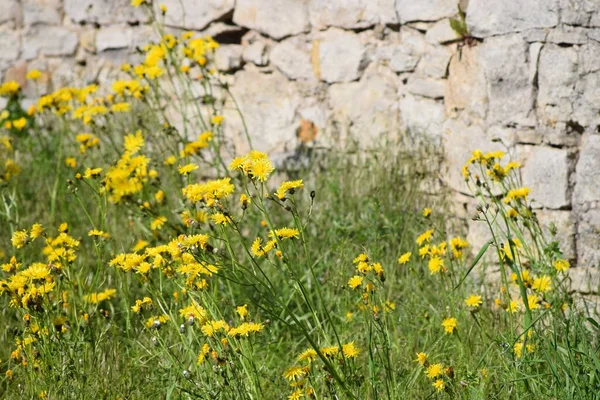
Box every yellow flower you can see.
[348,275,363,289]
[342,342,360,358]
[423,208,432,217]
[178,163,198,175]
[131,297,152,313]
[426,363,444,379]
[83,167,102,178]
[428,256,444,275]
[11,230,29,248]
[236,304,248,320]
[159,3,167,13]
[65,157,77,168]
[0,81,20,96]
[503,187,530,204]
[275,180,304,200]
[151,216,167,231]
[131,0,145,7]
[554,258,570,272]
[398,252,411,265]
[84,289,117,304]
[30,223,44,239]
[297,348,317,363]
[250,158,274,182]
[464,295,483,309]
[416,229,434,245]
[433,379,445,392]
[283,366,306,381]
[211,213,232,226]
[532,275,552,293]
[26,70,43,80]
[514,342,523,358]
[211,115,224,125]
[442,317,457,334]
[414,352,428,366]
[269,227,300,240]
[88,229,110,238]
[12,118,27,131]
[164,155,177,165]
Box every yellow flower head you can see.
[464,295,483,309]
[441,317,457,334]
[398,252,411,265]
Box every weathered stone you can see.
[23,27,78,60]
[377,29,425,73]
[425,18,462,44]
[547,26,589,45]
[467,0,559,37]
[328,66,400,146]
[479,34,535,126]
[0,30,20,61]
[523,29,548,43]
[79,29,96,53]
[577,208,600,269]
[233,0,310,40]
[445,45,488,120]
[572,72,600,129]
[242,40,268,66]
[400,94,445,143]
[316,28,368,83]
[417,44,451,78]
[520,145,571,209]
[580,42,600,75]
[560,0,600,27]
[270,37,315,81]
[96,26,131,52]
[162,0,234,31]
[487,126,543,146]
[536,210,576,260]
[396,0,458,23]
[574,135,600,204]
[23,0,62,26]
[225,66,301,153]
[65,0,147,24]
[537,44,579,126]
[309,0,397,30]
[0,0,18,25]
[214,45,244,72]
[406,77,445,99]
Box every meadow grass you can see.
[1,3,600,399]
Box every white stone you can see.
[574,135,600,204]
[396,0,458,23]
[425,18,462,44]
[560,0,600,27]
[573,72,600,129]
[214,45,243,72]
[96,26,131,52]
[242,40,268,66]
[479,34,535,126]
[233,0,310,40]
[547,26,589,45]
[0,0,18,25]
[270,37,315,81]
[536,209,576,260]
[162,0,235,31]
[417,44,451,79]
[0,30,20,61]
[521,146,571,209]
[406,77,445,99]
[400,94,445,142]
[467,0,559,37]
[576,208,600,269]
[23,0,62,26]
[308,0,397,30]
[377,29,426,73]
[445,45,488,120]
[65,0,147,24]
[23,27,78,60]
[317,28,368,83]
[225,66,301,153]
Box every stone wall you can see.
[1,0,599,290]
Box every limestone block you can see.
[309,0,397,30]
[328,66,400,146]
[577,208,600,269]
[547,26,589,45]
[479,34,535,126]
[574,135,600,204]
[23,0,62,26]
[270,36,315,81]
[23,27,78,60]
[161,0,234,31]
[233,0,310,40]
[467,0,559,37]
[536,209,576,260]
[521,146,571,209]
[572,71,600,129]
[242,40,268,66]
[417,44,451,79]
[560,0,600,27]
[316,28,368,83]
[96,26,131,52]
[225,66,301,153]
[377,28,426,73]
[406,77,445,99]
[570,266,600,293]
[65,0,147,24]
[425,18,462,44]
[0,30,20,61]
[214,45,243,72]
[400,94,445,142]
[445,45,487,120]
[0,0,18,25]
[395,0,458,23]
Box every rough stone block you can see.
[521,146,571,209]
[162,0,234,31]
[400,94,445,143]
[536,209,576,260]
[316,28,368,83]
[396,0,458,23]
[577,208,600,269]
[0,0,18,25]
[418,44,451,79]
[445,45,487,120]
[309,0,397,30]
[560,0,600,27]
[406,77,445,99]
[547,26,589,45]
[214,45,244,72]
[233,0,310,40]
[425,18,462,44]
[467,0,559,37]
[0,30,20,61]
[96,26,131,52]
[23,0,62,26]
[23,27,78,60]
[65,0,147,24]
[270,36,315,81]
[570,267,600,293]
[574,135,600,204]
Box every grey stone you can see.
[23,27,78,60]
[467,0,559,37]
[406,77,445,99]
[479,34,536,126]
[425,18,462,44]
[214,45,244,72]
[417,44,451,78]
[536,210,576,260]
[560,0,600,27]
[65,0,147,24]
[396,0,458,23]
[225,66,301,153]
[0,30,20,61]
[400,94,445,142]
[445,45,488,120]
[23,0,62,26]
[317,28,368,83]
[309,0,397,30]
[537,44,579,125]
[233,0,310,40]
[0,0,18,25]
[96,26,131,52]
[574,135,600,204]
[162,0,235,31]
[547,26,588,45]
[523,29,549,43]
[521,146,571,209]
[242,40,268,66]
[576,208,600,269]
[377,29,426,73]
[270,37,315,81]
